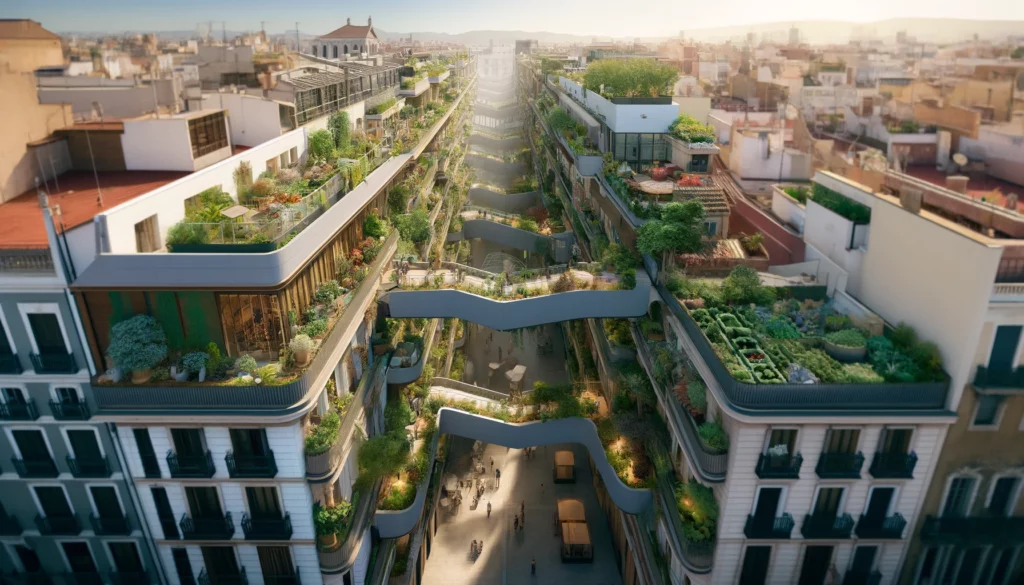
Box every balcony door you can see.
[797,545,834,585]
[3,387,27,405]
[34,486,73,519]
[134,428,161,477]
[186,487,224,520]
[823,429,860,455]
[862,487,895,526]
[27,312,68,357]
[246,487,282,519]
[172,429,207,457]
[13,545,43,574]
[847,546,878,585]
[68,429,103,461]
[257,546,296,582]
[988,476,1022,516]
[61,542,98,574]
[201,546,241,583]
[752,487,783,527]
[13,429,52,462]
[988,325,1022,372]
[90,486,123,521]
[878,428,912,455]
[812,487,844,521]
[738,546,771,585]
[230,428,270,458]
[942,476,977,518]
[152,487,180,539]
[108,542,144,574]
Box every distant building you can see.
[514,39,538,56]
[312,17,382,60]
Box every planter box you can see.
[575,153,604,176]
[399,78,430,97]
[170,242,277,253]
[366,98,405,121]
[823,340,867,363]
[429,71,450,84]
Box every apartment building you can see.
[0,190,158,583]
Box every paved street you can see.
[421,437,623,585]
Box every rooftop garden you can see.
[100,215,394,388]
[401,72,426,89]
[546,106,599,156]
[367,97,399,116]
[669,115,716,144]
[809,183,871,223]
[581,58,679,98]
[666,266,946,386]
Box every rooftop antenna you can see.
[222,21,227,45]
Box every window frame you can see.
[102,539,147,574]
[970,394,1007,430]
[61,425,107,459]
[984,472,1024,517]
[0,305,16,355]
[4,425,55,460]
[877,426,916,454]
[243,483,285,519]
[861,485,901,517]
[50,383,84,404]
[17,302,71,357]
[85,482,127,519]
[938,471,983,518]
[55,539,99,574]
[986,323,1024,370]
[29,482,74,519]
[751,485,789,517]
[810,485,849,517]
[4,543,42,573]
[761,427,799,455]
[0,384,29,405]
[184,484,227,518]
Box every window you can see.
[11,545,43,574]
[54,386,82,404]
[333,45,338,59]
[133,428,161,478]
[134,215,160,253]
[32,485,74,520]
[704,221,718,237]
[942,476,978,517]
[173,548,195,585]
[987,476,1022,517]
[20,305,70,357]
[0,307,15,358]
[188,111,229,158]
[288,147,298,165]
[89,485,125,521]
[738,546,772,585]
[217,293,285,359]
[1,386,27,404]
[279,152,289,168]
[257,546,296,582]
[879,428,913,454]
[151,487,180,539]
[972,395,1005,428]
[60,542,98,575]
[107,542,144,575]
[812,487,845,519]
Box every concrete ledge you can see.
[386,319,440,385]
[448,219,566,261]
[384,274,651,330]
[375,408,653,538]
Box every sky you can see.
[7,0,1024,37]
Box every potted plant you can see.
[823,329,867,362]
[290,334,313,366]
[107,315,168,384]
[313,501,350,548]
[650,163,668,181]
[181,351,210,382]
[235,355,258,377]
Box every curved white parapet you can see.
[374,407,653,538]
[384,273,651,331]
[446,219,569,262]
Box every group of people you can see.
[523,446,537,459]
[513,500,526,532]
[470,539,484,559]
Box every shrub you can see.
[235,355,258,373]
[620,268,637,290]
[395,209,431,243]
[842,362,884,383]
[314,280,343,304]
[722,266,776,306]
[825,314,851,332]
[181,351,209,375]
[363,210,389,239]
[308,130,337,164]
[166,222,209,250]
[687,381,707,413]
[825,329,867,348]
[669,114,716,143]
[697,420,729,453]
[301,319,328,338]
[313,500,353,536]
[811,183,871,223]
[107,315,168,373]
[289,334,313,354]
[742,232,764,253]
[890,322,918,350]
[250,178,277,199]
[612,390,634,413]
[676,480,719,543]
[380,481,417,510]
[784,186,809,204]
[304,411,340,455]
[516,218,539,233]
[384,397,415,432]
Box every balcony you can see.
[755,453,803,479]
[920,515,1024,544]
[30,352,77,374]
[843,569,882,585]
[108,572,155,585]
[198,569,248,585]
[241,512,293,540]
[167,450,216,478]
[744,513,795,539]
[855,513,906,539]
[91,512,132,535]
[973,365,1024,392]
[49,399,91,420]
[0,353,23,374]
[67,455,111,478]
[11,456,59,478]
[225,451,278,478]
[0,510,22,535]
[0,398,39,420]
[815,452,865,479]
[179,512,235,540]
[869,451,918,479]
[35,513,82,535]
[801,513,855,539]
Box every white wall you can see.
[728,132,813,181]
[121,118,195,171]
[557,76,678,134]
[959,126,1024,187]
[673,97,712,125]
[803,201,866,296]
[770,188,807,234]
[99,128,307,254]
[202,93,284,147]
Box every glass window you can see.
[973,395,1004,427]
[188,112,229,159]
[704,221,718,237]
[217,294,285,360]
[943,476,976,517]
[988,477,1021,516]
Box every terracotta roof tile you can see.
[0,19,59,41]
[320,24,377,40]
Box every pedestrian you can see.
[531,558,536,575]
[514,516,519,531]
[521,500,525,517]
[487,501,491,518]
[498,346,503,361]
[495,468,501,488]
[489,457,494,471]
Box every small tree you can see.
[395,209,431,243]
[308,130,336,166]
[328,112,351,154]
[357,431,411,485]
[619,372,656,417]
[636,200,706,271]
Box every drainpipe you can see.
[108,421,169,585]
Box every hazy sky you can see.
[10,0,1024,36]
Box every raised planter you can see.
[366,98,406,121]
[428,70,450,84]
[169,242,277,253]
[399,78,430,97]
[823,340,867,363]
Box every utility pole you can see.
[222,21,226,45]
[295,22,300,54]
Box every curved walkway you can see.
[375,406,653,538]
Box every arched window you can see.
[333,45,338,59]
[344,44,348,55]
[311,45,317,56]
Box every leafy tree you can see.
[540,57,564,76]
[721,265,776,305]
[308,130,336,165]
[357,432,410,485]
[636,200,706,269]
[1013,46,1024,60]
[328,112,351,153]
[583,59,679,98]
[619,371,656,417]
[395,209,431,243]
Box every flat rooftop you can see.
[0,170,186,248]
[904,166,1024,211]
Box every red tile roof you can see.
[0,19,59,41]
[0,171,186,249]
[320,24,377,40]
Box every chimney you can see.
[347,18,351,25]
[368,16,372,27]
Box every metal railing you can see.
[90,512,131,535]
[180,512,235,540]
[0,248,54,273]
[660,282,950,412]
[225,451,278,478]
[920,515,1024,544]
[12,457,59,478]
[973,365,1024,391]
[855,513,907,539]
[0,353,23,374]
[801,513,855,539]
[241,512,293,540]
[167,450,216,478]
[744,513,794,539]
[0,398,39,420]
[869,451,917,479]
[755,453,803,479]
[0,511,23,535]
[198,568,248,585]
[30,352,77,374]
[815,452,865,479]
[49,399,90,420]
[35,513,81,535]
[66,455,111,478]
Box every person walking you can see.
[487,501,491,518]
[521,501,525,517]
[531,558,536,575]
[514,516,519,531]
[494,468,501,488]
